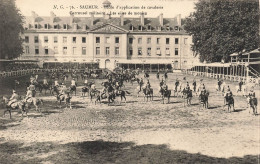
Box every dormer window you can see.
[138,25,143,31]
[157,26,162,31]
[129,25,134,31]
[54,24,59,29]
[174,26,179,31]
[147,25,151,31]
[63,24,67,30]
[34,24,38,29]
[44,24,49,29]
[85,25,88,30]
[166,26,170,31]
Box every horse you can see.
[69,85,77,96]
[56,93,72,109]
[24,97,44,113]
[160,88,171,104]
[182,88,192,107]
[199,91,209,109]
[113,90,131,104]
[247,96,258,115]
[223,94,235,112]
[2,96,26,119]
[142,87,153,102]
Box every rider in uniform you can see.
[58,83,67,97]
[43,76,48,85]
[186,82,190,90]
[25,87,33,102]
[8,90,19,106]
[28,82,36,97]
[71,78,76,87]
[54,78,59,87]
[248,87,255,99]
[146,80,151,89]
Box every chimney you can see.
[120,13,124,26]
[50,11,56,24]
[159,13,163,26]
[31,11,37,25]
[90,12,94,26]
[140,12,144,26]
[70,13,74,26]
[177,14,181,26]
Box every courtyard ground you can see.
[0,72,259,164]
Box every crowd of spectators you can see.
[0,63,40,73]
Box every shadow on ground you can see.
[0,140,258,164]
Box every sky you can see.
[15,0,198,18]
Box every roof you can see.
[23,15,187,34]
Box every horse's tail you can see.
[125,91,131,94]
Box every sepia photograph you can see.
[0,0,259,163]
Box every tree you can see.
[0,0,24,59]
[184,0,259,62]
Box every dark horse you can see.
[223,94,235,112]
[69,85,77,96]
[160,88,171,104]
[182,88,192,107]
[248,97,258,115]
[142,87,153,102]
[199,91,209,109]
[113,90,131,104]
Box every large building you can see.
[20,1,198,71]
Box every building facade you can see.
[20,2,198,71]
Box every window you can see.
[34,24,38,29]
[82,47,86,55]
[138,47,142,56]
[105,37,110,43]
[96,47,100,55]
[175,48,179,55]
[175,38,179,44]
[147,38,151,44]
[82,37,86,43]
[129,38,133,44]
[63,24,67,29]
[138,38,142,44]
[44,36,48,43]
[147,25,151,31]
[166,48,170,56]
[54,46,58,54]
[63,37,67,43]
[44,46,48,55]
[34,36,39,43]
[25,36,29,43]
[72,37,76,43]
[166,26,170,31]
[166,38,170,44]
[105,47,110,55]
[157,26,162,31]
[96,37,100,43]
[138,25,142,31]
[174,26,179,31]
[156,48,161,56]
[54,24,59,29]
[73,47,76,55]
[129,25,134,31]
[115,37,119,44]
[44,24,48,29]
[129,48,133,56]
[115,47,119,55]
[25,46,29,54]
[184,38,188,45]
[35,46,39,54]
[54,36,58,43]
[157,38,160,44]
[63,47,67,55]
[147,48,151,56]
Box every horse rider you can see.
[7,90,19,106]
[139,78,144,91]
[71,78,76,87]
[156,71,160,79]
[186,82,191,91]
[192,79,197,92]
[146,80,151,89]
[248,87,255,99]
[25,87,33,102]
[30,75,35,84]
[28,82,36,97]
[201,85,207,95]
[238,80,243,91]
[54,78,59,87]
[43,76,48,85]
[161,81,168,91]
[84,78,88,86]
[175,78,180,91]
[217,78,222,91]
[90,83,97,92]
[58,83,67,97]
[225,86,233,98]
[100,85,107,98]
[164,71,168,79]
